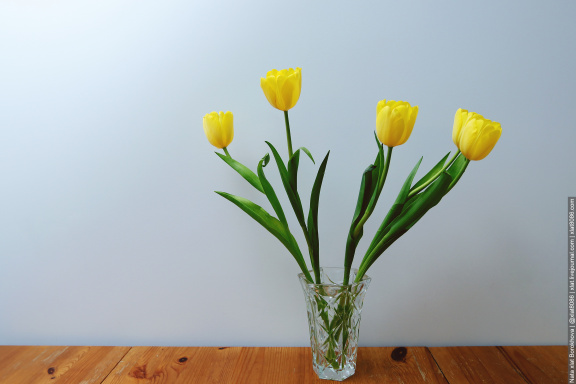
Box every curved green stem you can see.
[408,150,460,198]
[284,111,294,159]
[223,147,231,158]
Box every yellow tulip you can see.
[452,109,501,161]
[203,111,234,149]
[260,68,302,111]
[376,100,418,147]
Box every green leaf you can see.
[307,151,330,278]
[266,141,306,225]
[287,147,315,193]
[445,154,470,192]
[410,152,450,192]
[357,172,453,280]
[258,155,288,226]
[215,152,264,193]
[343,162,379,274]
[364,141,386,215]
[215,191,312,281]
[388,171,452,234]
[359,229,406,275]
[287,150,301,193]
[297,146,315,164]
[365,157,423,257]
[350,164,379,233]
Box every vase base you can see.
[313,363,355,381]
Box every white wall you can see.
[0,0,573,347]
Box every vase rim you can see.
[298,267,371,287]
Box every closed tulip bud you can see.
[452,109,501,161]
[376,100,419,147]
[203,111,234,149]
[260,68,302,111]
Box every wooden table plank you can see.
[0,346,564,383]
[102,346,447,383]
[102,346,242,384]
[500,346,567,384]
[0,345,130,384]
[228,346,448,383]
[229,347,312,383]
[351,347,448,383]
[429,346,527,384]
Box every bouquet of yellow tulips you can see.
[203,67,502,286]
[204,67,501,380]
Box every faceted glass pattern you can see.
[299,268,371,381]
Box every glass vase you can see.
[298,267,371,381]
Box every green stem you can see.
[223,147,231,158]
[284,111,294,159]
[408,150,460,198]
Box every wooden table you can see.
[0,345,566,383]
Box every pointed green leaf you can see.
[307,151,330,276]
[410,152,451,192]
[388,172,452,234]
[363,140,386,217]
[215,191,312,281]
[351,164,379,230]
[297,146,315,164]
[215,152,264,193]
[445,154,470,193]
[287,150,301,193]
[258,155,287,226]
[287,147,315,195]
[365,157,423,257]
[343,162,378,274]
[266,141,306,224]
[357,172,453,280]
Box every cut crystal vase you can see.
[298,267,371,381]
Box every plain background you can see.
[1,0,574,347]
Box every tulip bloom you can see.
[376,100,419,147]
[203,111,234,149]
[260,68,302,111]
[452,109,501,161]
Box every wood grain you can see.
[229,347,312,383]
[227,346,449,383]
[500,345,567,384]
[101,346,447,383]
[0,345,567,383]
[350,347,448,383]
[102,346,241,384]
[428,346,527,384]
[0,345,130,384]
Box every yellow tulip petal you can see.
[458,118,482,159]
[261,77,278,110]
[453,110,501,161]
[390,107,407,145]
[220,111,234,148]
[375,100,418,147]
[281,74,298,110]
[468,122,501,160]
[452,108,469,146]
[260,67,302,111]
[275,74,289,110]
[202,111,234,149]
[376,106,392,145]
